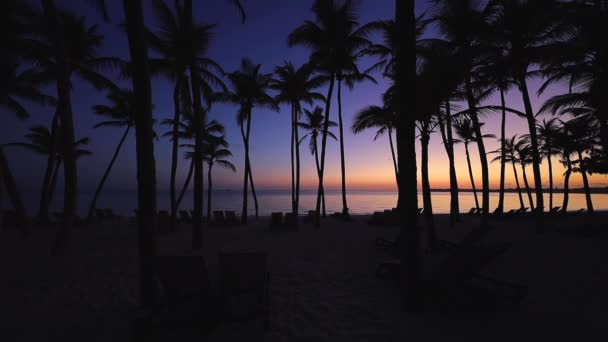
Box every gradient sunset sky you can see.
[2,0,607,194]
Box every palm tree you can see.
[203,137,236,219]
[553,127,575,213]
[352,95,398,185]
[416,113,438,249]
[147,0,225,233]
[299,106,337,216]
[87,88,135,221]
[537,118,561,211]
[288,0,373,223]
[219,58,277,224]
[454,119,495,210]
[514,138,535,211]
[272,62,325,216]
[562,116,597,212]
[491,136,525,210]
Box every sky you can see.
[2,0,607,196]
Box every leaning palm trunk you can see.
[521,164,535,211]
[87,125,131,221]
[336,78,349,218]
[123,0,158,307]
[240,109,251,224]
[395,0,422,311]
[207,162,213,220]
[420,126,435,250]
[519,79,544,229]
[48,159,61,205]
[168,76,183,232]
[313,135,326,217]
[39,113,59,224]
[388,127,399,185]
[315,76,335,227]
[511,160,525,209]
[0,147,28,235]
[177,158,194,209]
[43,0,77,256]
[294,108,301,217]
[465,78,489,227]
[547,151,554,210]
[497,90,507,214]
[248,160,259,219]
[562,155,572,213]
[185,0,205,249]
[578,151,594,212]
[464,142,480,210]
[290,106,296,214]
[437,101,459,225]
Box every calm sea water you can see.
[16,189,608,217]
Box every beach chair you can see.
[95,208,106,222]
[369,211,386,226]
[269,212,283,231]
[213,211,225,225]
[549,207,561,214]
[218,252,270,329]
[284,212,298,229]
[158,210,170,234]
[466,208,477,215]
[224,211,238,225]
[303,210,316,224]
[418,208,424,214]
[179,210,192,224]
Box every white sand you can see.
[1,214,608,341]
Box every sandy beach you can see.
[1,213,608,341]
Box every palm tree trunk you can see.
[388,128,399,187]
[177,158,194,209]
[123,0,158,307]
[87,125,131,221]
[48,158,61,205]
[437,101,459,225]
[521,164,535,211]
[43,0,77,256]
[547,151,554,210]
[420,127,435,250]
[169,76,183,232]
[290,105,296,214]
[245,109,259,219]
[337,78,349,218]
[185,0,205,249]
[578,151,594,212]
[295,108,301,217]
[512,160,525,209]
[315,76,335,227]
[240,110,250,224]
[465,77,489,226]
[39,112,59,224]
[313,135,326,217]
[0,147,28,235]
[519,78,544,229]
[395,0,422,312]
[207,163,213,220]
[562,155,572,213]
[497,89,507,214]
[464,143,480,209]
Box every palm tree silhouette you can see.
[454,119,495,210]
[352,94,398,185]
[147,0,225,233]
[537,118,561,211]
[203,137,236,219]
[289,0,373,222]
[219,58,277,224]
[514,136,535,211]
[86,88,135,221]
[491,136,526,210]
[553,126,575,213]
[272,62,325,217]
[562,116,597,212]
[299,106,337,217]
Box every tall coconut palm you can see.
[562,116,597,212]
[272,62,325,216]
[416,113,437,249]
[147,0,225,233]
[553,127,575,213]
[537,118,561,211]
[219,58,277,224]
[491,136,525,210]
[299,106,337,217]
[352,96,398,185]
[288,0,373,223]
[514,137,535,211]
[454,118,495,210]
[203,137,236,219]
[87,88,135,221]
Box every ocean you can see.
[13,189,608,217]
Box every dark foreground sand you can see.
[1,213,608,341]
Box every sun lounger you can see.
[270,212,283,231]
[224,211,238,225]
[179,210,192,224]
[467,208,477,215]
[303,210,316,224]
[213,211,225,225]
[284,212,298,228]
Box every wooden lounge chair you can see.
[213,211,225,225]
[179,210,192,224]
[284,212,298,229]
[269,212,283,231]
[467,208,477,215]
[369,211,386,226]
[417,208,424,214]
[303,210,316,224]
[218,252,270,328]
[224,211,238,225]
